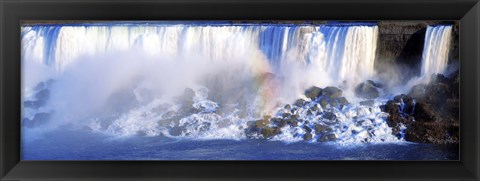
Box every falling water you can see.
[420,25,453,77]
[22,22,391,144]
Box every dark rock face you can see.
[384,72,459,144]
[355,80,381,99]
[395,28,427,77]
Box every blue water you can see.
[22,130,459,160]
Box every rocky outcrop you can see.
[244,86,346,141]
[355,80,382,99]
[382,71,459,144]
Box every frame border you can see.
[1,0,479,180]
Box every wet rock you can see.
[318,134,337,142]
[254,117,270,128]
[394,94,415,114]
[408,84,427,99]
[282,112,292,118]
[314,124,332,134]
[405,122,459,144]
[271,117,287,127]
[303,132,313,141]
[284,104,291,110]
[337,97,349,106]
[322,86,343,99]
[319,98,330,109]
[294,99,307,107]
[304,86,323,100]
[303,125,312,133]
[412,101,437,122]
[261,127,281,138]
[322,112,336,120]
[355,80,381,99]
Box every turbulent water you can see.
[21,22,455,160]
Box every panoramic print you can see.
[21,21,459,160]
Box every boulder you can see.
[412,101,437,122]
[294,99,307,107]
[304,86,323,100]
[319,98,330,109]
[314,124,332,134]
[337,97,349,106]
[261,127,281,138]
[322,86,343,99]
[355,80,381,99]
[303,125,312,133]
[408,84,427,99]
[303,132,313,141]
[318,134,337,142]
[322,112,336,120]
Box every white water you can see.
[420,25,453,78]
[21,22,410,145]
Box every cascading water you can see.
[420,25,453,78]
[22,22,396,144]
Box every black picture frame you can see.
[1,0,479,180]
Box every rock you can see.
[383,100,399,114]
[322,86,343,99]
[408,84,427,99]
[412,101,437,122]
[394,94,415,114]
[322,112,336,120]
[314,124,332,134]
[304,86,323,100]
[271,118,287,127]
[355,80,380,99]
[294,99,307,107]
[337,97,349,106]
[318,134,337,142]
[306,110,313,116]
[319,98,330,109]
[430,74,450,84]
[303,132,313,141]
[405,122,459,144]
[303,125,312,133]
[261,127,281,138]
[284,104,291,110]
[282,112,291,118]
[254,118,270,128]
[360,100,375,106]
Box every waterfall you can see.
[22,22,391,144]
[420,25,453,77]
[22,23,378,85]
